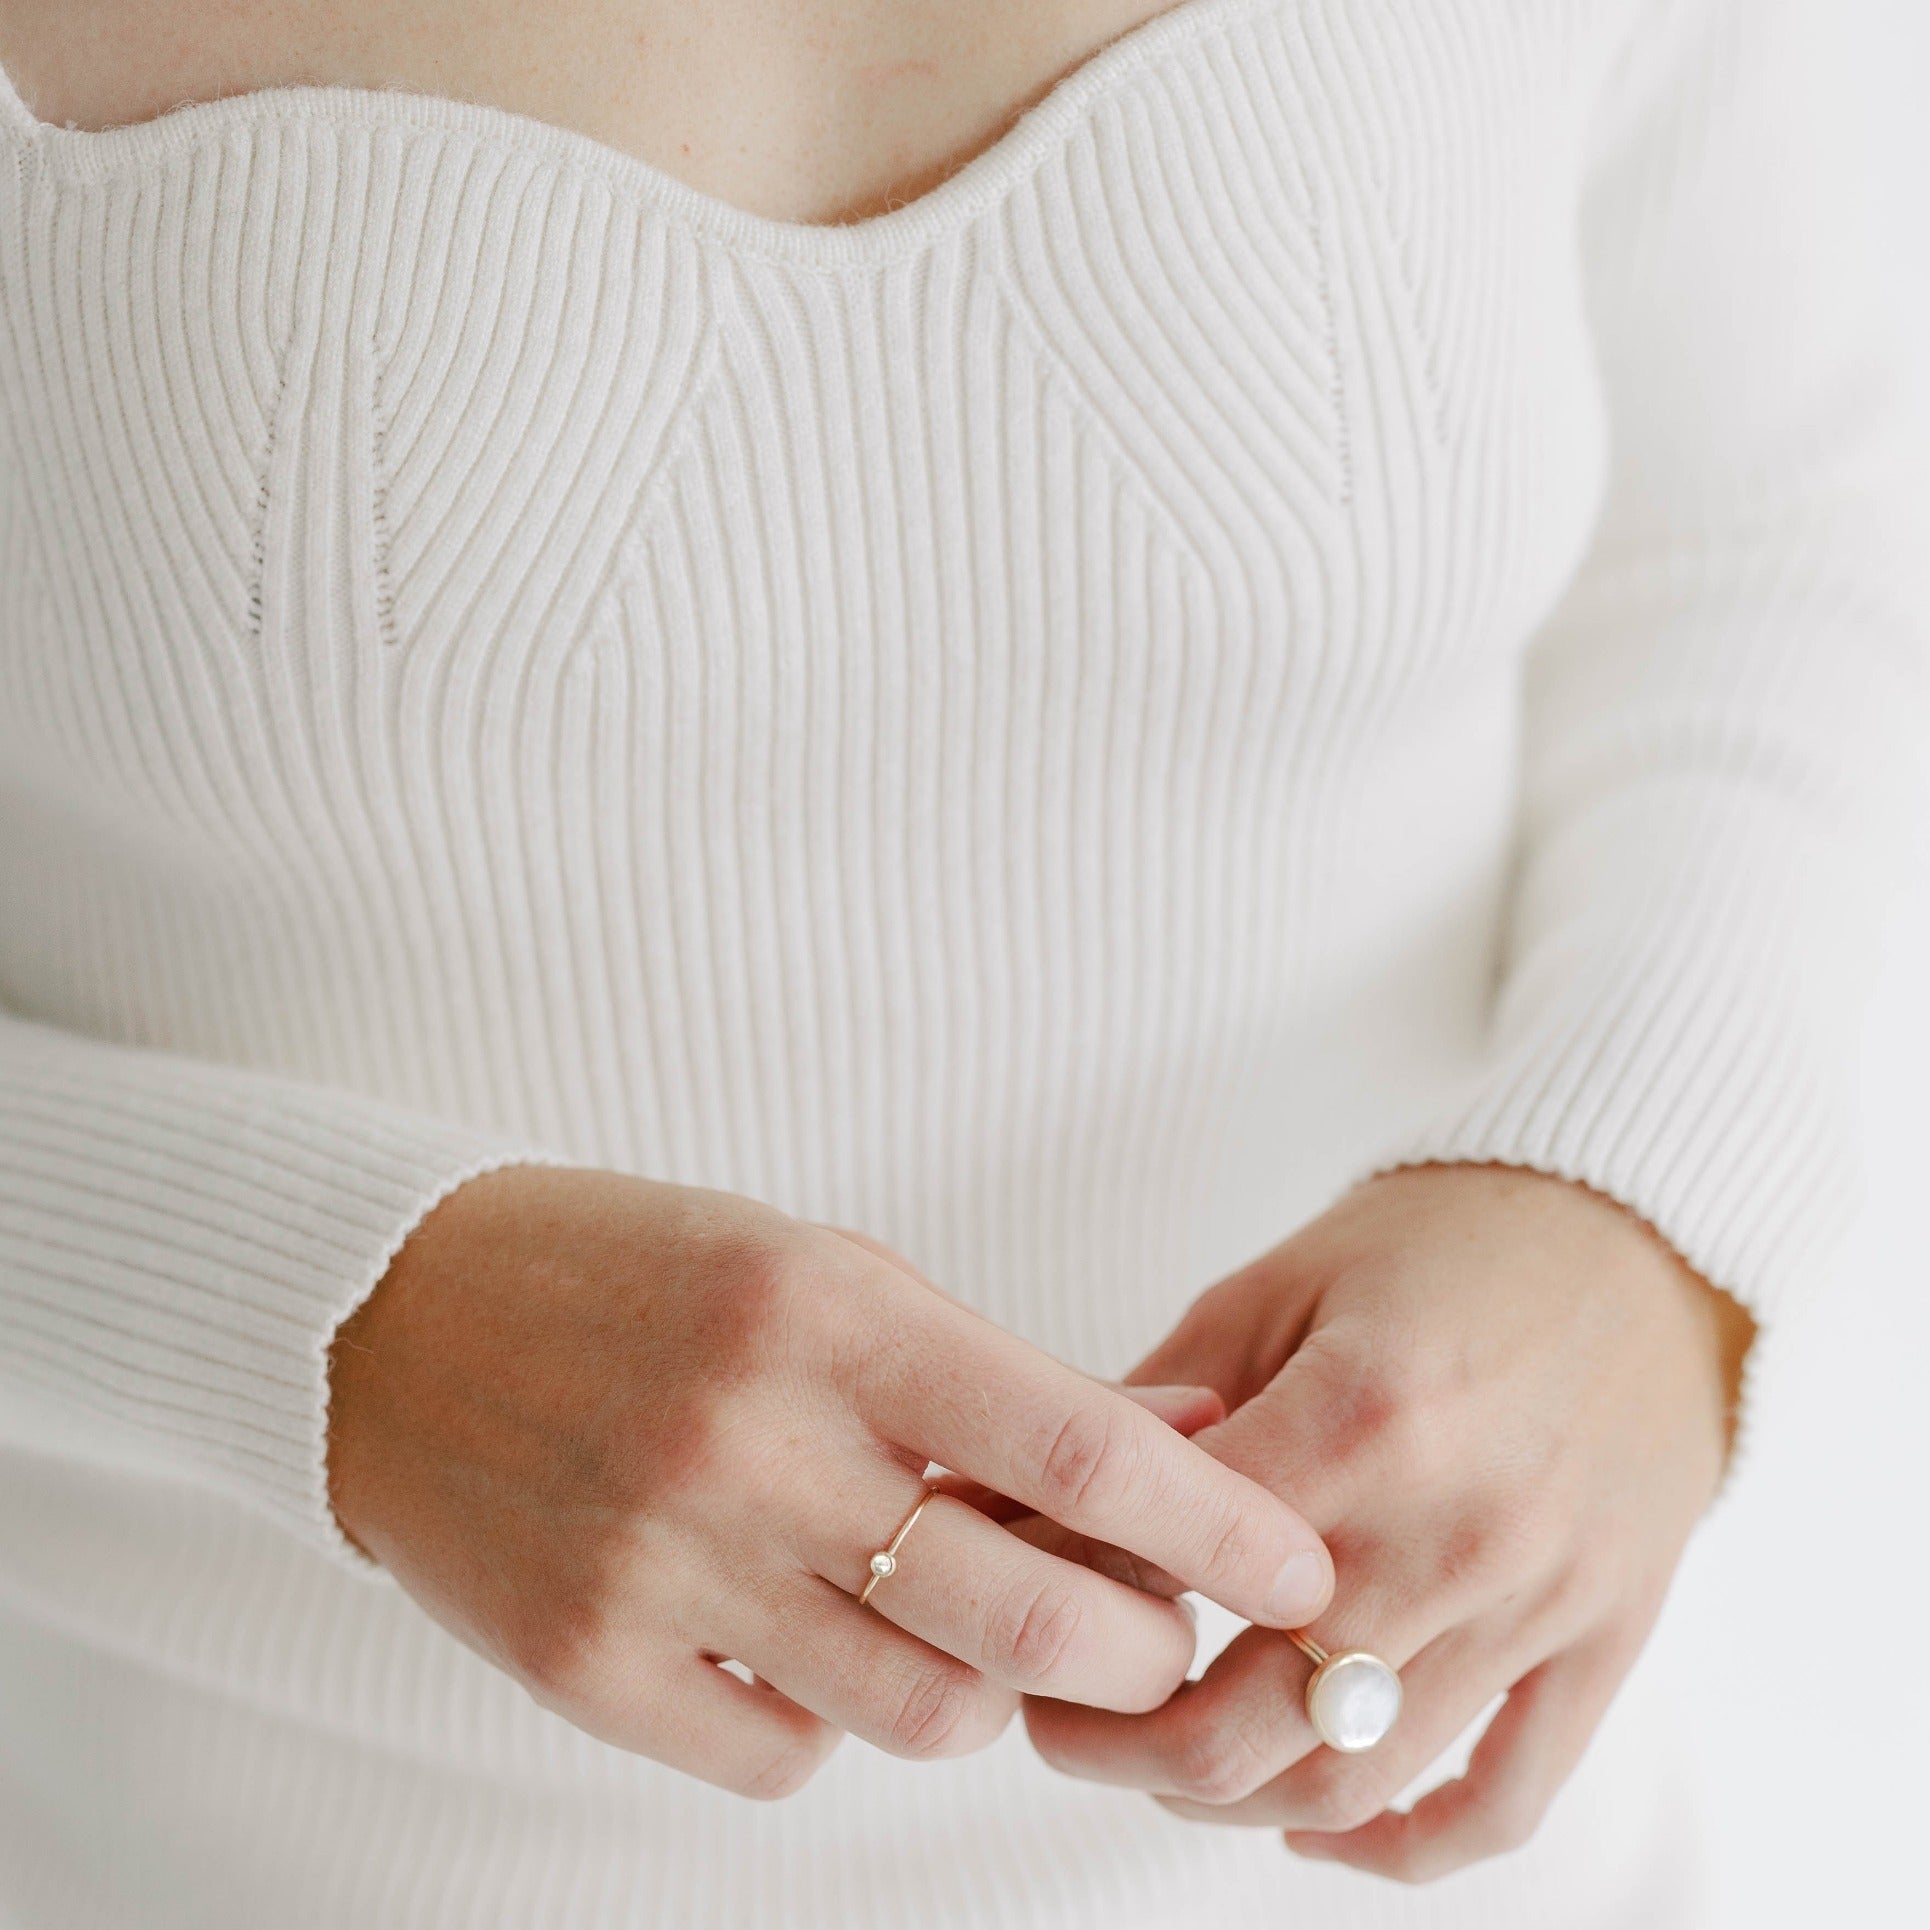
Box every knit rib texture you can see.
[0,0,1923,1923]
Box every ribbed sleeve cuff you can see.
[0,1018,563,1574]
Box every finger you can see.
[991,1376,1233,1596]
[862,1288,1334,1629]
[939,1384,1224,1525]
[996,1509,1191,1600]
[1026,1568,1452,1805]
[1282,1633,1632,1882]
[810,1478,1198,1712]
[1125,1266,1313,1413]
[1153,1619,1526,1828]
[813,1230,1228,1442]
[726,1572,1017,1763]
[1028,1622,1314,1801]
[563,1651,840,1800]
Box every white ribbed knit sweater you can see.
[0,1,1923,1925]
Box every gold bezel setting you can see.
[1294,1640,1403,1754]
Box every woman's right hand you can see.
[326,1165,1335,1799]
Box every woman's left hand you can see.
[1023,1162,1756,1883]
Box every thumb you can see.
[1124,1262,1320,1414]
[1177,1325,1350,1536]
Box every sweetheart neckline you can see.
[0,0,1284,268]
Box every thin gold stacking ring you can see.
[858,1484,942,1607]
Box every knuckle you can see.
[602,1374,784,1533]
[673,1235,852,1416]
[1170,1711,1277,1806]
[988,1577,1087,1687]
[707,1236,807,1348]
[611,1391,731,1514]
[1431,1488,1550,1603]
[1195,1504,1262,1595]
[1524,1550,1601,1642]
[1373,1379,1452,1484]
[1479,1786,1547,1856]
[733,1736,830,1803]
[1036,1402,1139,1518]
[1305,1336,1448,1485]
[1381,1849,1436,1887]
[671,1211,832,1376]
[1494,1467,1567,1553]
[1297,1351,1387,1465]
[1298,1768,1390,1836]
[1175,1757,1259,1809]
[502,1592,614,1708]
[885,1663,987,1760]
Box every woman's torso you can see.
[0,2,1688,1923]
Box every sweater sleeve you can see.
[1357,0,1930,1509]
[0,1010,559,1573]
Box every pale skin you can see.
[324,1165,1338,1792]
[1020,1163,1754,1880]
[0,0,1758,1884]
[0,0,1192,228]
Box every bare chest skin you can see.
[0,0,1190,225]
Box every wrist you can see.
[1373,1160,1757,1485]
[1681,1263,1757,1476]
[1559,1173,1757,1477]
[1523,1163,1759,1481]
[324,1161,555,1561]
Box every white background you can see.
[1632,6,1927,1920]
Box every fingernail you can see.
[1265,1550,1330,1626]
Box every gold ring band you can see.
[858,1484,941,1606]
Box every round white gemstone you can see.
[1307,1652,1402,1753]
[869,1552,896,1579]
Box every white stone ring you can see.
[1287,1630,1403,1753]
[858,1483,942,1607]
